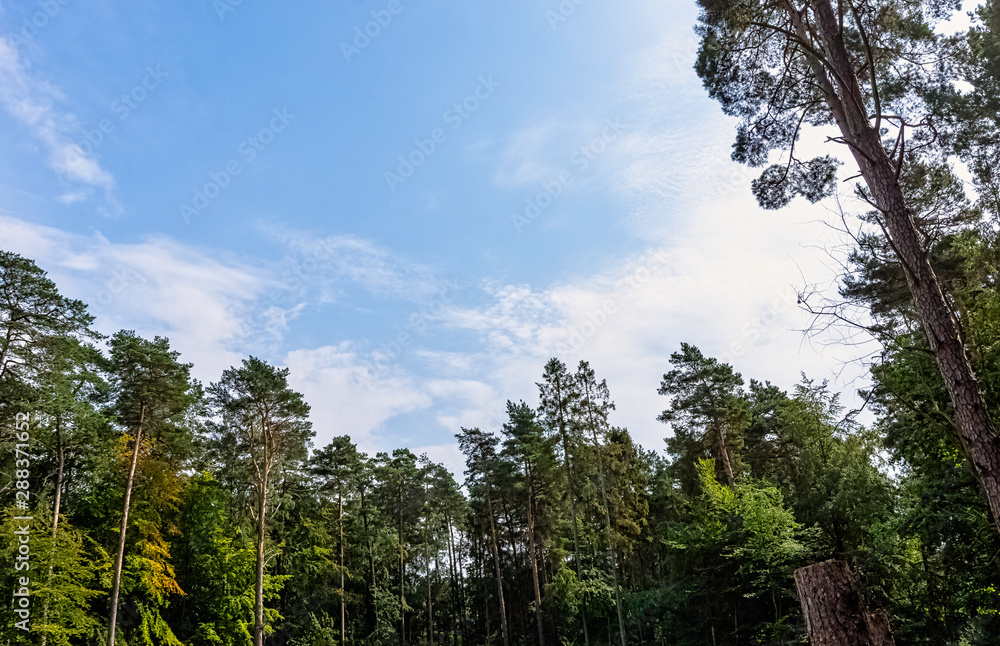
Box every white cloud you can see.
[0,216,509,464]
[0,37,119,212]
[0,193,875,475]
[284,343,435,454]
[430,211,874,453]
[256,225,446,304]
[439,26,879,453]
[0,215,267,380]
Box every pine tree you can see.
[457,427,510,646]
[0,251,95,415]
[501,400,557,646]
[106,331,199,646]
[312,436,363,646]
[208,357,313,646]
[537,358,590,646]
[574,361,626,646]
[657,344,746,490]
[694,0,1000,535]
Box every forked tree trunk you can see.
[713,421,735,487]
[794,561,894,646]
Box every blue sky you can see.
[0,0,878,473]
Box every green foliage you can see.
[3,248,1000,645]
[0,504,104,646]
[659,343,747,490]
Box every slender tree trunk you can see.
[558,427,589,646]
[340,490,346,646]
[399,483,406,646]
[361,486,377,631]
[42,412,66,646]
[434,544,443,646]
[480,532,488,638]
[449,519,470,644]
[486,489,510,646]
[580,379,627,646]
[792,0,1000,534]
[713,421,735,487]
[498,497,528,637]
[51,414,65,537]
[254,466,269,646]
[108,406,144,646]
[526,470,545,646]
[593,436,627,646]
[424,502,434,646]
[794,561,894,645]
[445,517,459,646]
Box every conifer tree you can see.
[106,331,199,646]
[208,357,313,646]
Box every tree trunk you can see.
[51,413,64,537]
[593,434,627,646]
[445,516,459,646]
[254,467,269,646]
[108,406,144,646]
[42,412,66,646]
[340,490,346,646]
[794,561,894,646]
[794,0,1000,534]
[486,489,510,646]
[362,486,377,631]
[558,425,589,646]
[425,502,434,646]
[526,467,545,646]
[498,497,528,637]
[448,519,470,644]
[713,421,735,487]
[399,484,405,646]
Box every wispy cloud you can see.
[257,225,445,304]
[0,37,119,213]
[1,215,269,379]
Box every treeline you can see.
[1,248,999,646]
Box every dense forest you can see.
[9,0,1000,644]
[3,220,1000,646]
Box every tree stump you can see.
[794,561,895,646]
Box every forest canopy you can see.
[6,0,1000,643]
[1,246,999,645]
